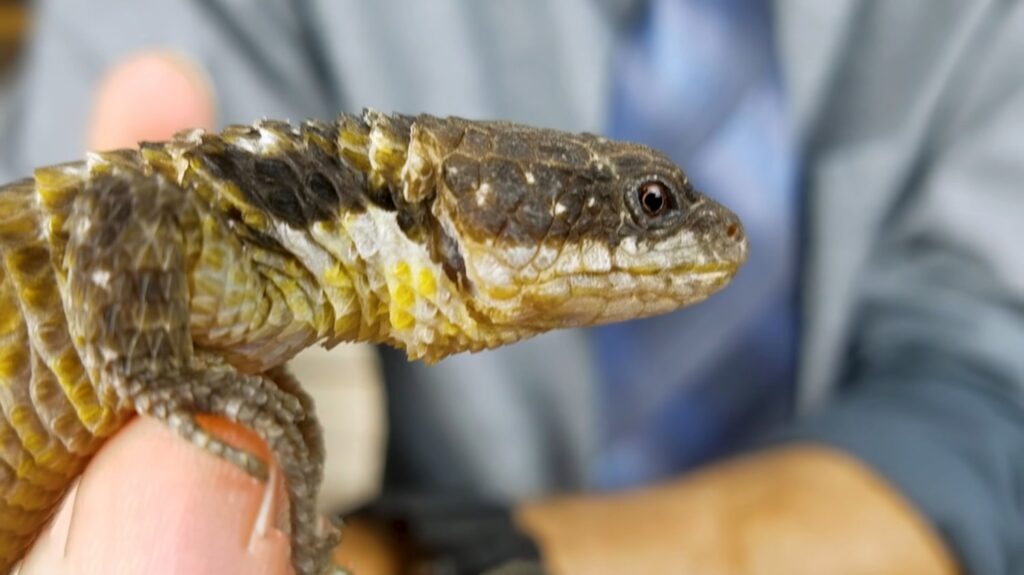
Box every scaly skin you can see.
[0,109,747,574]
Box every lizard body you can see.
[0,110,746,574]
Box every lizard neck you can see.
[186,195,512,368]
[307,205,496,363]
[172,112,523,369]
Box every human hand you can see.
[20,53,293,575]
[21,417,293,575]
[515,446,959,575]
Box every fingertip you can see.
[88,50,216,151]
[25,418,292,575]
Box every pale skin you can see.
[22,418,293,575]
[24,52,960,575]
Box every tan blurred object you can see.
[517,445,959,575]
[332,518,408,575]
[289,343,387,513]
[0,2,28,72]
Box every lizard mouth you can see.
[465,257,742,330]
[617,260,741,277]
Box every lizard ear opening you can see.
[428,214,471,290]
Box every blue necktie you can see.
[592,0,801,489]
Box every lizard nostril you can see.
[725,222,740,240]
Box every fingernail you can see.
[195,415,292,538]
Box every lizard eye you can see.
[637,180,672,217]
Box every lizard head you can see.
[311,111,748,358]
[416,117,749,332]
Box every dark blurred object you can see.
[0,0,29,73]
[484,560,546,575]
[357,493,544,575]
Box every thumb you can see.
[88,51,215,151]
[22,417,294,575]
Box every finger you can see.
[331,518,407,575]
[22,417,292,575]
[88,51,215,151]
